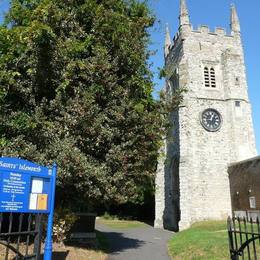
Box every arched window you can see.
[169,70,179,92]
[204,67,216,88]
[210,68,216,88]
[204,67,210,87]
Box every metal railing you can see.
[228,216,260,260]
[0,212,43,260]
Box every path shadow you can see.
[64,230,144,255]
[51,251,70,260]
[40,251,69,260]
[100,231,145,255]
[65,240,97,250]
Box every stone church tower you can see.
[155,0,257,231]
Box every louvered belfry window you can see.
[204,67,210,87]
[210,68,216,87]
[204,67,216,88]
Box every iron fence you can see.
[0,212,43,260]
[228,216,260,260]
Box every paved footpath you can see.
[96,223,173,260]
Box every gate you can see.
[0,213,43,259]
[227,216,260,260]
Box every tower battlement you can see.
[167,25,236,57]
[192,25,227,36]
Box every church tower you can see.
[155,1,257,231]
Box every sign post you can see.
[0,157,57,259]
[44,163,57,260]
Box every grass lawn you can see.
[97,217,147,229]
[168,221,230,260]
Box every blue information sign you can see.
[0,157,57,260]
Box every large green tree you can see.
[0,0,175,210]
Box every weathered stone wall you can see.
[155,22,257,231]
[229,157,260,215]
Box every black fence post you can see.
[33,214,43,260]
[228,217,237,260]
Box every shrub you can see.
[53,207,78,243]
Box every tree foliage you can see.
[0,0,181,210]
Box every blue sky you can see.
[0,0,259,154]
[149,0,260,154]
[0,1,8,20]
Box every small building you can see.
[228,156,260,221]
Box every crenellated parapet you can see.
[165,23,241,60]
[192,25,228,36]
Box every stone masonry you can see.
[154,0,257,231]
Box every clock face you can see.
[201,109,222,132]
